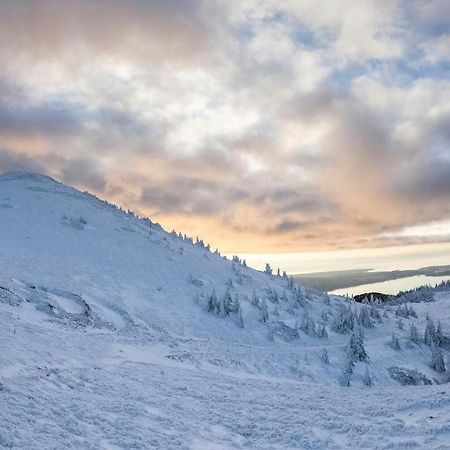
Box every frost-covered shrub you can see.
[388,367,432,386]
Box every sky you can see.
[0,0,450,255]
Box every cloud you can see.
[0,0,449,252]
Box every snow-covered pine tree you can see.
[339,351,354,387]
[391,333,401,350]
[430,345,445,373]
[436,321,444,346]
[321,348,329,364]
[424,317,436,346]
[409,324,420,344]
[347,327,368,362]
[207,290,218,313]
[265,263,272,275]
[362,365,373,386]
[444,356,450,383]
[260,298,269,322]
[359,306,374,328]
[221,289,233,316]
[251,290,260,308]
[318,324,328,339]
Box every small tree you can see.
[265,263,272,275]
[347,326,368,362]
[318,324,328,339]
[260,298,269,323]
[207,290,218,313]
[409,324,420,344]
[436,321,444,346]
[362,365,373,386]
[430,345,445,373]
[339,352,354,387]
[391,333,401,351]
[424,316,436,346]
[251,291,260,308]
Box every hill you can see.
[1,171,450,449]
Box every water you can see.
[236,242,450,274]
[331,275,450,296]
[234,242,450,296]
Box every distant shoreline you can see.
[293,265,450,292]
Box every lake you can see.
[331,274,450,296]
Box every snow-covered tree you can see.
[260,298,269,322]
[362,365,373,386]
[424,317,437,346]
[251,290,260,308]
[347,328,368,362]
[339,352,354,387]
[300,311,316,336]
[265,263,273,275]
[444,356,450,383]
[272,305,280,317]
[391,333,401,351]
[358,306,374,328]
[207,290,218,313]
[318,324,328,339]
[436,321,444,346]
[430,345,445,373]
[409,324,420,344]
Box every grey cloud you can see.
[60,158,107,192]
[140,177,247,216]
[0,148,46,174]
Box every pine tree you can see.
[265,263,272,275]
[409,324,420,344]
[207,290,218,313]
[260,298,269,322]
[391,333,401,350]
[318,324,328,339]
[424,317,436,346]
[362,365,373,386]
[444,356,450,383]
[272,305,280,317]
[347,328,368,362]
[235,304,244,328]
[339,351,354,387]
[436,321,444,346]
[251,290,260,308]
[430,345,445,373]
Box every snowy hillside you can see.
[1,171,450,449]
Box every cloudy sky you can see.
[1,0,450,253]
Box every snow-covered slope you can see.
[1,171,450,449]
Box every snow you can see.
[1,171,450,449]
